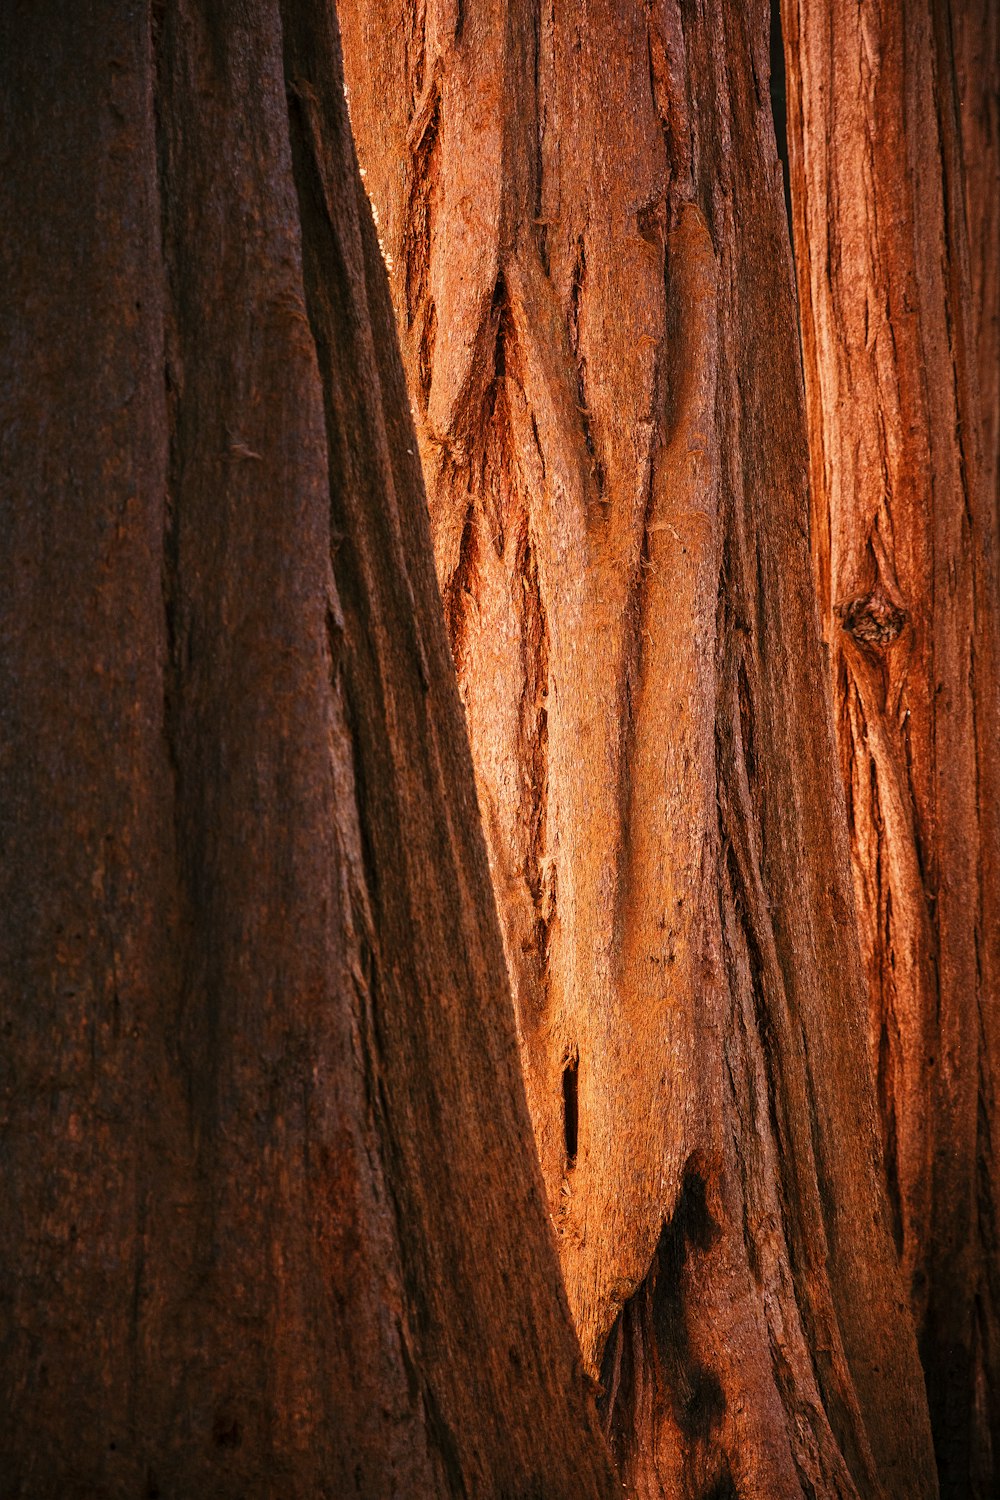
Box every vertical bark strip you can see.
[340,0,938,1493]
[783,0,1000,1492]
[0,3,618,1494]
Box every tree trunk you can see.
[339,0,938,1495]
[0,4,618,1495]
[781,0,1000,1490]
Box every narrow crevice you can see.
[878,1013,905,1257]
[519,520,553,982]
[443,503,479,671]
[769,0,793,238]
[768,0,815,449]
[562,1051,579,1168]
[531,0,543,226]
[404,87,440,327]
[491,273,516,381]
[417,297,437,409]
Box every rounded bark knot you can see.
[842,585,907,648]
[840,535,909,650]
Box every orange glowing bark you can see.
[340,0,938,1492]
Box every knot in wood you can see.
[842,584,908,647]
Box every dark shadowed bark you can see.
[339,0,938,1494]
[782,0,1000,1490]
[0,3,619,1494]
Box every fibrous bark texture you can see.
[0,4,619,1495]
[782,0,1000,1491]
[339,0,938,1494]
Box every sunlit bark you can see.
[340,0,937,1493]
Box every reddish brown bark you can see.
[954,0,999,535]
[782,0,1000,1490]
[340,0,938,1494]
[0,3,618,1494]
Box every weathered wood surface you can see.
[783,0,1000,1489]
[0,3,618,1494]
[340,0,938,1493]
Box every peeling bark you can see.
[782,0,1000,1491]
[0,3,618,1494]
[340,0,938,1494]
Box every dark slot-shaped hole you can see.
[562,1052,579,1168]
[770,0,793,235]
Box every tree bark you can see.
[781,0,1000,1490]
[339,0,938,1495]
[0,3,618,1495]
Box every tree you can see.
[0,3,618,1494]
[782,0,1000,1489]
[339,0,939,1495]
